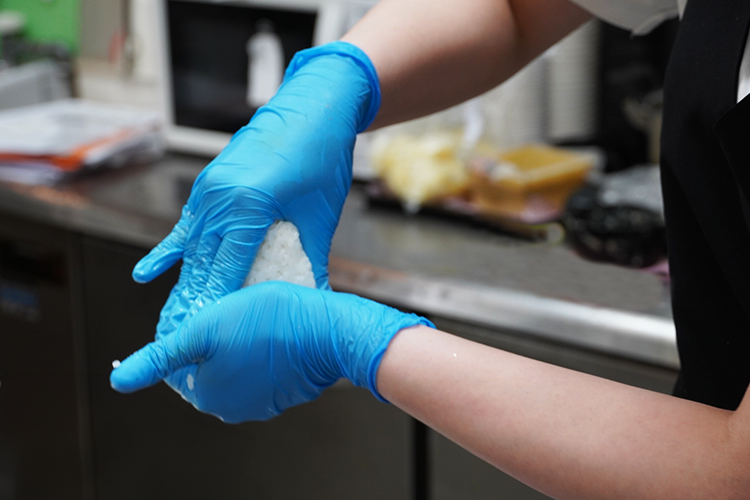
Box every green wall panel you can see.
[0,0,81,53]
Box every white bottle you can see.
[246,20,284,108]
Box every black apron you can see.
[661,0,750,409]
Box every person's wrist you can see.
[283,41,381,133]
[363,314,435,402]
[325,292,434,402]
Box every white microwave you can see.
[156,0,349,156]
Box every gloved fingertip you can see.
[109,351,163,394]
[133,234,185,283]
[110,370,135,393]
[110,368,140,393]
[132,257,157,284]
[131,271,151,284]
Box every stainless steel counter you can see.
[0,153,677,369]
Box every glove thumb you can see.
[110,318,209,393]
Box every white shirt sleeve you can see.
[564,0,750,102]
[568,0,684,34]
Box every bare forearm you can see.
[341,0,590,128]
[378,325,750,499]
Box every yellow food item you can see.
[370,132,470,211]
[470,144,593,221]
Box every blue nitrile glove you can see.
[110,282,433,423]
[132,42,381,345]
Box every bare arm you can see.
[378,325,750,500]
[341,0,591,128]
[341,5,750,495]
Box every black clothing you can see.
[661,0,750,409]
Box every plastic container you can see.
[469,144,594,222]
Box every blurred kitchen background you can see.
[0,1,681,499]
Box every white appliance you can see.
[155,0,348,156]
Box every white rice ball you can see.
[242,221,316,289]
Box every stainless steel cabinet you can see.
[0,215,88,500]
[81,236,414,500]
[0,215,416,500]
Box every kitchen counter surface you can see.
[0,153,677,368]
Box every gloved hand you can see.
[132,42,381,345]
[110,282,433,423]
